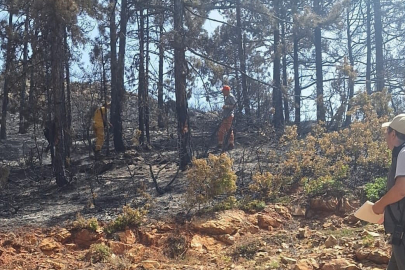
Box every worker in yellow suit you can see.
[93,102,111,159]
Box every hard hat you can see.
[222,85,231,92]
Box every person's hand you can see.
[222,105,227,109]
[372,200,385,215]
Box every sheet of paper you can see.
[354,201,384,224]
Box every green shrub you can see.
[104,206,147,235]
[86,243,111,263]
[362,234,375,247]
[72,213,99,232]
[265,91,391,198]
[212,196,238,212]
[249,172,281,199]
[186,153,237,210]
[365,177,386,201]
[239,199,266,213]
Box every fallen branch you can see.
[148,164,181,195]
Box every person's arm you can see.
[373,176,405,214]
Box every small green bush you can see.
[239,199,266,213]
[86,243,111,263]
[365,177,386,201]
[72,213,99,232]
[362,234,375,247]
[212,196,237,212]
[249,172,281,199]
[186,153,237,210]
[104,206,147,235]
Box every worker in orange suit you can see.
[218,85,236,150]
[93,102,111,159]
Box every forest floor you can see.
[0,110,392,269]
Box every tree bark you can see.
[138,9,146,144]
[1,12,14,140]
[373,0,384,92]
[145,9,150,144]
[366,0,372,94]
[158,13,165,129]
[236,0,249,115]
[101,45,110,155]
[110,0,118,149]
[273,0,284,129]
[281,20,289,124]
[293,0,301,127]
[64,27,72,158]
[112,0,126,152]
[51,20,68,187]
[344,6,355,127]
[19,10,29,134]
[314,0,326,122]
[174,0,192,170]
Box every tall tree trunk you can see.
[101,46,110,155]
[314,0,326,122]
[19,11,29,134]
[174,0,192,170]
[236,0,249,115]
[64,27,72,158]
[281,20,289,124]
[234,53,242,116]
[111,0,126,152]
[1,12,14,140]
[158,13,165,129]
[273,0,284,129]
[110,0,118,148]
[293,0,301,127]
[344,6,355,127]
[138,9,146,144]
[373,0,384,92]
[145,9,150,144]
[366,0,372,94]
[51,21,68,187]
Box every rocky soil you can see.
[0,206,391,270]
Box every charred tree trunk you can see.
[366,0,372,94]
[64,27,72,158]
[1,12,14,140]
[158,13,165,129]
[293,35,301,126]
[344,6,355,127]
[234,53,242,117]
[101,46,110,155]
[51,20,69,187]
[174,0,192,170]
[273,0,284,129]
[373,0,384,92]
[281,20,289,124]
[145,10,150,144]
[292,0,301,127]
[19,11,29,134]
[111,0,126,152]
[138,9,146,144]
[314,0,326,122]
[110,0,118,149]
[236,0,249,115]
